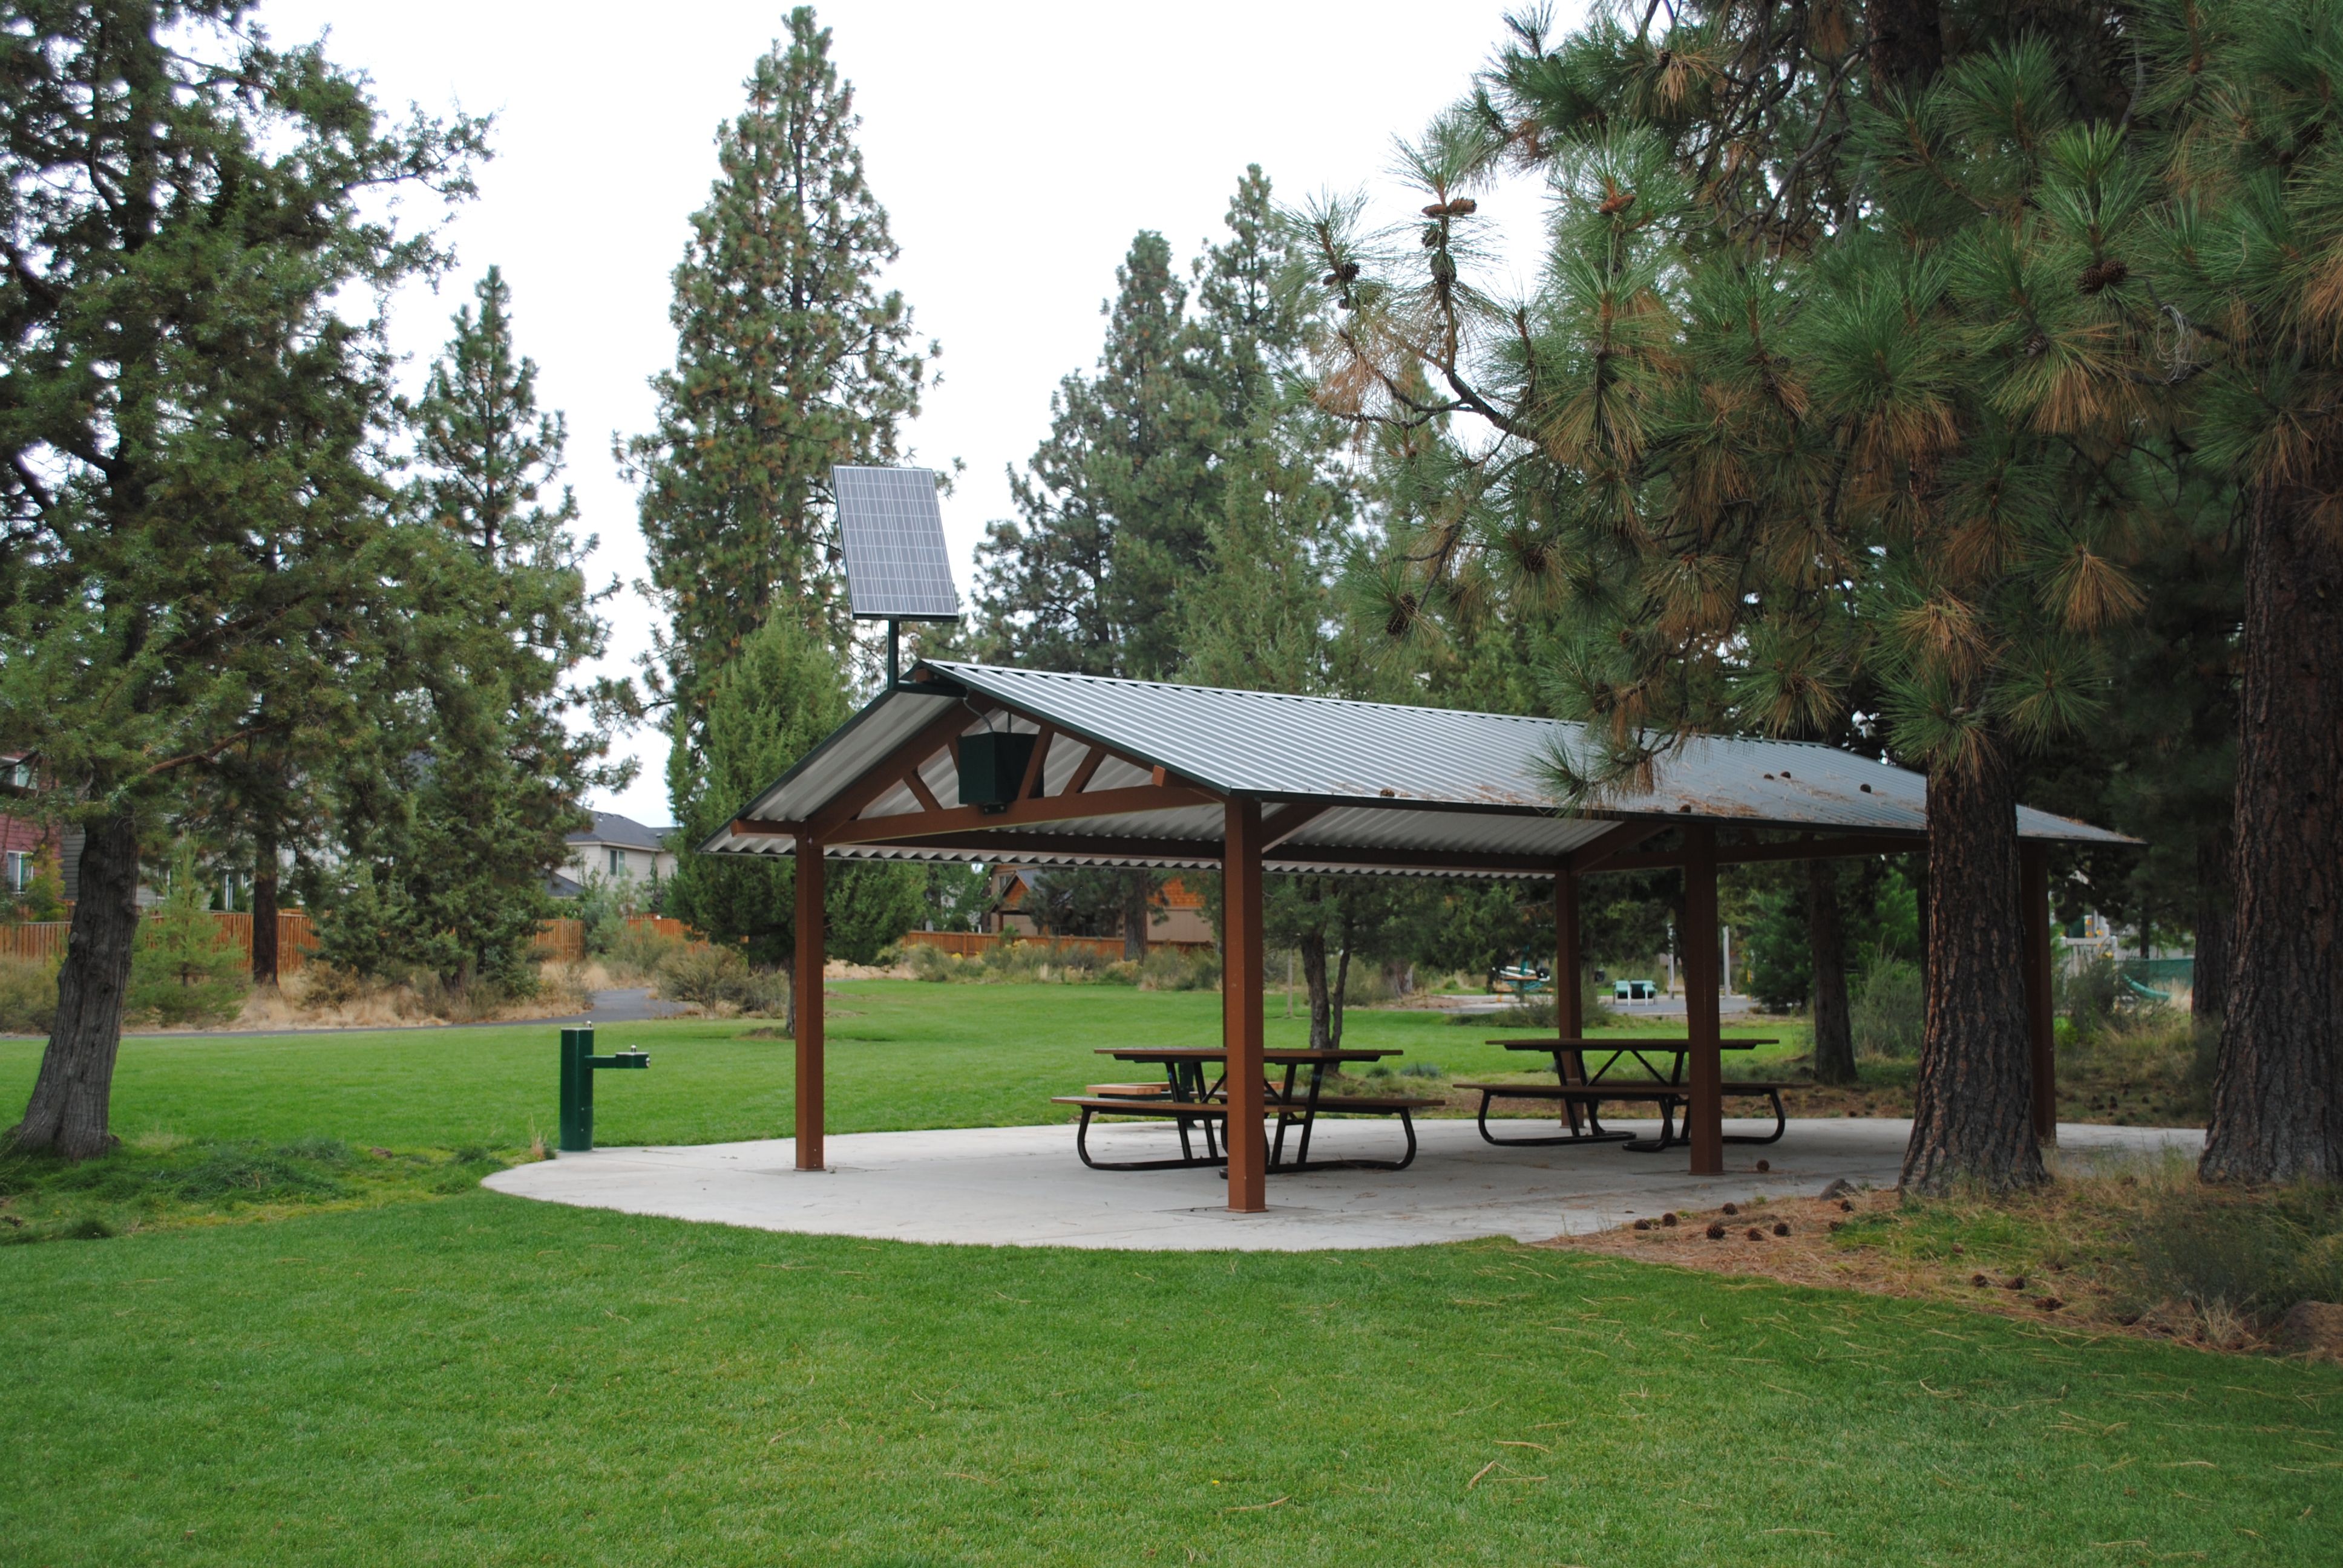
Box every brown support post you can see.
[1223,799,1267,1213]
[2021,841,2057,1146]
[1556,869,1582,1039]
[794,833,825,1172]
[1683,826,1725,1176]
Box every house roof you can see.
[569,812,672,854]
[698,661,2134,877]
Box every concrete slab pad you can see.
[485,1117,2205,1253]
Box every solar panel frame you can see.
[834,465,962,621]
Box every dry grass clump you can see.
[1542,1147,2343,1361]
[223,960,589,1031]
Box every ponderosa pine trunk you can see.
[2200,481,2343,1183]
[251,816,280,987]
[2192,829,2231,1024]
[11,811,141,1158]
[1809,858,1856,1085]
[1901,748,2045,1193]
[1330,942,1352,1050]
[1299,929,1332,1051]
[781,951,797,1040]
[1120,872,1150,962]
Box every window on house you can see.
[609,848,623,877]
[3,851,26,892]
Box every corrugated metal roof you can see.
[700,661,2134,872]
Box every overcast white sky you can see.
[264,0,1585,826]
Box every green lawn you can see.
[0,982,1804,1152]
[4,984,2333,1566]
[7,1195,2337,1566]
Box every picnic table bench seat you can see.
[1457,1077,1794,1149]
[1050,1090,1441,1173]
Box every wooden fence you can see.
[2,910,595,970]
[898,930,1210,961]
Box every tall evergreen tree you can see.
[0,4,481,1158]
[309,267,627,995]
[975,232,1211,678]
[2144,0,2343,1182]
[1300,4,2152,1190]
[663,613,922,1030]
[624,5,932,752]
[1178,168,1350,694]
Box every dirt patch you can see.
[1533,1172,2317,1360]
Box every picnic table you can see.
[1457,1037,1790,1152]
[1049,1047,1435,1173]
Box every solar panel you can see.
[834,465,961,621]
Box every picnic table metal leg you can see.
[1293,1060,1323,1169]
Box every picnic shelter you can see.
[700,661,2131,1213]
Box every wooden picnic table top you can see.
[1099,1047,1403,1063]
[1487,1036,1776,1051]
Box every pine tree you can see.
[1177,169,1350,694]
[1,6,482,1158]
[310,268,626,995]
[975,232,1213,678]
[2143,0,2343,1181]
[1301,4,2154,1191]
[624,5,932,751]
[663,613,922,1030]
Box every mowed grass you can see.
[6,1194,2338,1567]
[0,982,1804,1152]
[10,984,2325,1564]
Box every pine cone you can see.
[2024,331,2051,358]
[1706,1223,1726,1240]
[1320,261,1360,287]
[2078,258,2129,295]
[1444,198,1478,217]
[1598,188,1637,217]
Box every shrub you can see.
[904,942,978,982]
[1852,954,1924,1059]
[1138,946,1221,991]
[2056,953,2126,1042]
[0,953,59,1034]
[2125,1183,2343,1320]
[602,921,686,984]
[654,942,788,1014]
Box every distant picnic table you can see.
[1458,1037,1791,1152]
[1050,1047,1436,1173]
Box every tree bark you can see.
[1901,749,2046,1194]
[251,815,279,987]
[1299,929,1331,1051]
[2192,829,2231,1024]
[780,951,796,1039]
[1330,942,1352,1049]
[1911,854,1930,989]
[10,811,141,1158]
[1809,858,1856,1085]
[2201,480,2343,1183]
[1120,871,1150,962]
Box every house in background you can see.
[0,750,66,907]
[560,812,677,897]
